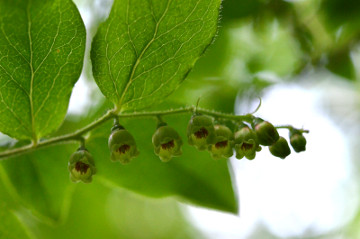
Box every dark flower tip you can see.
[215,140,228,148]
[117,144,130,154]
[161,140,175,150]
[241,142,253,151]
[75,161,89,174]
[194,127,208,139]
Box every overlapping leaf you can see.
[0,0,86,140]
[91,0,221,111]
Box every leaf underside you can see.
[0,114,237,223]
[87,113,238,213]
[0,0,86,140]
[0,203,31,239]
[91,0,221,111]
[0,143,78,222]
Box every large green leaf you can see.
[0,144,78,223]
[86,113,238,213]
[326,48,356,81]
[0,203,31,239]
[0,108,236,226]
[0,177,32,239]
[91,0,221,111]
[0,0,86,140]
[24,181,201,239]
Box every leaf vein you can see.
[0,26,30,64]
[33,2,62,74]
[27,0,36,141]
[118,0,172,107]
[105,17,121,102]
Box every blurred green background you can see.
[2,0,360,238]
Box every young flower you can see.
[253,118,280,146]
[108,125,139,164]
[289,130,307,153]
[208,125,234,159]
[234,125,261,160]
[269,136,291,159]
[187,115,216,150]
[152,124,183,162]
[68,147,96,183]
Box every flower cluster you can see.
[186,115,306,160]
[67,112,307,183]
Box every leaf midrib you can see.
[26,1,62,142]
[117,0,172,108]
[27,0,36,143]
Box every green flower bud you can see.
[254,119,279,146]
[152,125,183,162]
[108,126,139,164]
[187,115,216,150]
[234,126,260,160]
[208,125,234,159]
[269,136,291,159]
[68,148,96,183]
[289,131,307,152]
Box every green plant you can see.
[108,124,139,164]
[152,122,183,162]
[0,0,310,237]
[68,146,96,183]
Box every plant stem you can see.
[276,125,310,133]
[119,106,255,122]
[0,107,256,160]
[0,109,116,160]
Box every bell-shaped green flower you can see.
[187,115,216,150]
[269,136,291,159]
[208,125,234,159]
[289,130,307,153]
[253,118,279,146]
[108,126,139,164]
[234,126,261,160]
[152,125,183,162]
[68,148,96,183]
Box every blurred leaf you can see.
[0,102,237,228]
[91,0,221,111]
[0,0,86,140]
[221,0,263,21]
[321,0,360,29]
[0,144,77,223]
[86,113,237,213]
[326,49,356,80]
[24,181,201,239]
[0,202,31,239]
[0,177,32,239]
[221,0,293,23]
[320,0,360,49]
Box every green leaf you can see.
[0,0,86,140]
[91,0,221,111]
[0,203,31,239]
[0,177,32,239]
[0,143,78,223]
[87,113,238,213]
[326,49,356,81]
[23,181,200,239]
